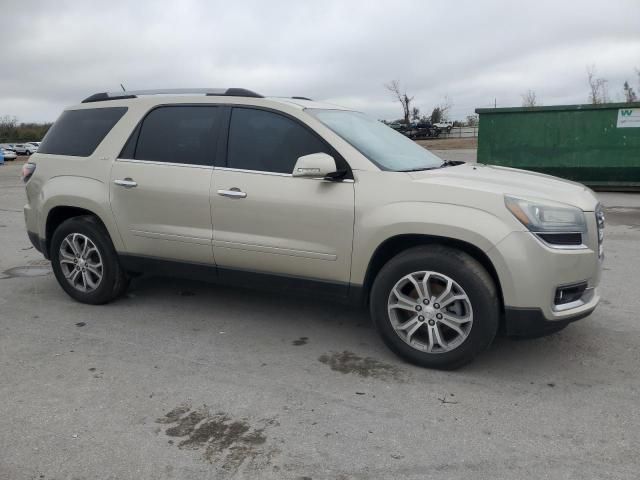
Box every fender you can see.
[39,175,125,251]
[351,201,515,287]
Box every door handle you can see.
[114,178,138,188]
[217,188,247,199]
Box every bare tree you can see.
[411,106,421,122]
[521,89,538,107]
[438,95,453,121]
[0,115,18,143]
[385,80,413,125]
[465,114,478,127]
[587,65,609,104]
[623,81,637,103]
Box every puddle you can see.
[318,350,406,382]
[156,403,279,472]
[1,265,52,278]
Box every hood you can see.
[409,163,598,211]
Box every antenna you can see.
[120,84,127,92]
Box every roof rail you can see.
[291,96,313,101]
[81,88,264,103]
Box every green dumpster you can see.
[476,102,640,190]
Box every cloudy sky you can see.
[2,0,639,123]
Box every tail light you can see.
[22,162,36,183]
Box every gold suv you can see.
[23,88,604,369]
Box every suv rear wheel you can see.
[370,246,499,370]
[50,216,129,305]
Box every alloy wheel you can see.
[387,271,473,353]
[58,233,104,292]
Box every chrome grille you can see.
[595,204,605,258]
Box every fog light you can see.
[554,282,588,306]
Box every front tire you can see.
[50,216,129,305]
[370,246,499,370]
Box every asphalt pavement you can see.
[1,157,639,479]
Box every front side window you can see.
[308,109,443,171]
[38,107,127,157]
[227,107,329,174]
[130,106,219,165]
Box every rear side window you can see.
[38,107,127,157]
[129,106,219,166]
[227,108,329,174]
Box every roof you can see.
[78,88,350,111]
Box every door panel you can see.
[110,160,214,264]
[211,169,354,283]
[109,104,221,265]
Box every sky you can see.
[1,0,639,123]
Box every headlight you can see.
[505,196,587,248]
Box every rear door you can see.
[110,105,221,264]
[211,106,355,291]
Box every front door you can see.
[211,107,355,290]
[110,105,222,264]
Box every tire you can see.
[50,215,129,305]
[370,246,499,370]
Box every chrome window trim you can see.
[214,166,355,182]
[214,166,291,177]
[116,158,214,170]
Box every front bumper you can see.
[27,231,47,257]
[487,215,602,328]
[504,304,596,337]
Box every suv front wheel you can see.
[370,246,499,370]
[50,216,129,305]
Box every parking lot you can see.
[1,156,639,479]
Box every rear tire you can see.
[370,246,499,370]
[50,215,129,305]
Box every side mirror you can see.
[292,153,338,179]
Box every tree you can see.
[411,106,421,122]
[0,116,18,143]
[521,89,538,107]
[587,65,609,104]
[623,81,637,103]
[0,116,51,143]
[465,114,478,127]
[385,80,413,125]
[438,95,453,121]
[430,107,443,124]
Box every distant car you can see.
[433,121,453,133]
[28,142,41,149]
[1,144,16,152]
[1,147,17,160]
[13,143,38,155]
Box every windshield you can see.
[308,109,443,171]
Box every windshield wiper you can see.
[399,160,465,172]
[438,160,465,168]
[399,166,440,172]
